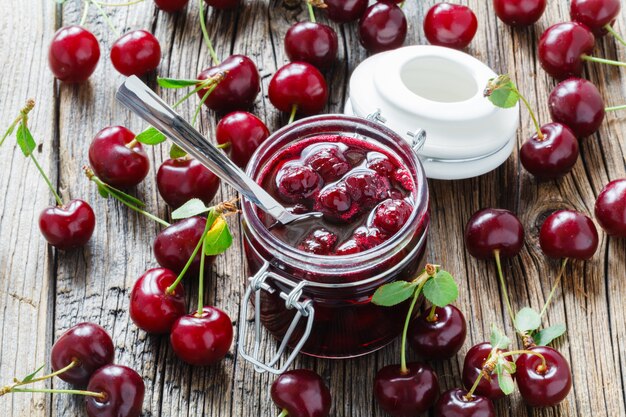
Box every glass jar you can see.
[238,114,429,373]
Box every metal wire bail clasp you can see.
[238,262,315,375]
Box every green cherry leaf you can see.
[514,307,542,334]
[371,281,418,307]
[495,361,516,395]
[16,123,36,157]
[171,198,210,220]
[203,216,233,256]
[136,127,167,145]
[170,143,187,159]
[21,364,45,383]
[490,324,511,350]
[422,270,458,307]
[484,74,520,109]
[157,77,201,89]
[534,324,567,346]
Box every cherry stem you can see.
[581,54,626,68]
[92,0,145,6]
[199,0,220,65]
[493,250,516,328]
[605,104,626,112]
[511,85,544,140]
[125,139,139,149]
[277,409,289,417]
[196,212,212,316]
[539,258,569,318]
[400,268,433,374]
[87,0,121,38]
[0,360,79,397]
[604,24,626,48]
[306,1,316,23]
[464,371,484,401]
[192,78,223,125]
[9,388,106,399]
[30,153,64,206]
[0,100,32,148]
[288,105,298,124]
[217,143,230,150]
[426,305,437,322]
[500,349,547,371]
[79,0,91,26]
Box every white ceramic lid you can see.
[346,45,520,180]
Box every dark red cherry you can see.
[48,26,100,83]
[153,216,210,275]
[304,145,350,182]
[204,0,239,9]
[462,343,510,400]
[268,62,328,115]
[515,346,572,407]
[129,268,186,334]
[493,0,546,27]
[88,126,150,188]
[548,77,605,138]
[344,171,390,207]
[324,0,368,22]
[285,22,338,70]
[156,158,220,209]
[85,365,145,417]
[424,3,478,49]
[216,111,270,167]
[520,123,579,179]
[271,369,332,417]
[538,22,595,80]
[434,388,495,417]
[51,322,114,387]
[39,199,96,250]
[374,362,440,417]
[276,164,322,203]
[353,226,386,250]
[464,208,524,259]
[170,306,233,366]
[110,30,161,76]
[197,55,261,113]
[154,0,189,12]
[315,184,355,220]
[373,199,412,235]
[408,305,467,361]
[359,2,407,53]
[539,209,599,260]
[298,228,338,255]
[571,0,621,36]
[595,179,626,237]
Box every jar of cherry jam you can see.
[238,114,429,373]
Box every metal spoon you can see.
[116,75,322,226]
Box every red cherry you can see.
[297,228,338,255]
[424,3,478,50]
[271,369,332,417]
[493,0,546,27]
[358,2,408,53]
[464,208,525,259]
[315,184,359,222]
[548,77,605,138]
[285,22,338,70]
[156,158,220,209]
[85,365,145,417]
[88,126,150,188]
[170,306,233,366]
[372,199,412,235]
[571,0,621,36]
[204,0,239,9]
[276,164,322,203]
[39,199,96,250]
[539,209,599,260]
[520,123,579,179]
[408,305,467,361]
[110,30,161,77]
[269,62,328,115]
[434,388,495,417]
[595,179,626,237]
[216,111,270,167]
[353,226,386,250]
[324,0,368,22]
[197,55,260,113]
[48,26,100,83]
[129,268,186,334]
[374,363,440,417]
[462,342,509,400]
[515,346,572,407]
[344,171,390,207]
[51,323,114,387]
[303,145,350,182]
[154,0,189,12]
[153,216,211,275]
[538,22,596,80]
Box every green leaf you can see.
[534,324,567,346]
[495,361,516,395]
[422,270,458,307]
[170,143,187,159]
[514,307,542,333]
[371,281,418,307]
[21,364,45,383]
[136,127,167,145]
[16,123,36,157]
[484,75,520,109]
[106,186,146,208]
[490,324,511,350]
[203,216,233,256]
[157,77,201,89]
[172,198,210,220]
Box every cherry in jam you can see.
[258,135,415,256]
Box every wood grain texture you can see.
[0,0,624,416]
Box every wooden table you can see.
[1,1,625,416]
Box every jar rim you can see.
[242,114,429,281]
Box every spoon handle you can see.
[116,76,295,223]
